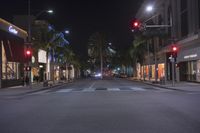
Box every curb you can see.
[3,82,69,96]
[128,79,192,92]
[19,82,69,95]
[142,81,189,92]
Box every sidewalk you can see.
[0,80,68,96]
[129,77,200,92]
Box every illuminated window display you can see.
[1,43,19,80]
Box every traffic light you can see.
[24,66,31,71]
[25,49,32,61]
[131,19,141,31]
[171,46,178,58]
[26,50,31,56]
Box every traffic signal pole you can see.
[28,0,32,88]
[171,58,175,87]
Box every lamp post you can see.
[144,4,174,84]
[27,0,53,87]
[144,5,163,82]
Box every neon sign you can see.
[8,26,18,34]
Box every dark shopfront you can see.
[0,18,28,88]
[179,60,199,82]
[177,46,200,82]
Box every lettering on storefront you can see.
[184,54,197,59]
[8,26,18,34]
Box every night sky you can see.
[0,0,143,58]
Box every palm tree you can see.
[88,32,107,79]
[129,35,147,79]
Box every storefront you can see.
[177,46,200,82]
[140,63,165,81]
[0,18,28,88]
[31,49,47,82]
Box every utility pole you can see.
[147,40,150,81]
[100,44,103,79]
[27,0,32,88]
[171,57,175,86]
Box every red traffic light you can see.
[133,21,139,27]
[131,19,141,32]
[171,46,178,58]
[172,46,177,52]
[26,50,31,55]
[132,19,140,27]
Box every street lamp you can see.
[146,5,153,12]
[35,9,54,18]
[144,4,158,82]
[64,30,70,34]
[144,4,174,84]
[47,10,53,14]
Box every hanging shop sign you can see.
[184,54,198,59]
[38,49,47,63]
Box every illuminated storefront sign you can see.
[38,49,47,63]
[184,54,197,59]
[8,26,18,34]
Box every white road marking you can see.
[89,82,96,89]
[130,87,146,91]
[56,89,73,93]
[82,88,95,92]
[187,92,200,95]
[107,88,120,91]
[27,90,50,95]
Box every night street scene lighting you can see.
[0,0,200,133]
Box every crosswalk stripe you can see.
[56,89,73,93]
[130,87,146,91]
[82,88,95,92]
[107,88,120,91]
[28,90,50,95]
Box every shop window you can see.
[2,42,20,80]
[180,61,197,81]
[197,60,200,82]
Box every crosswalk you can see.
[54,87,147,93]
[26,86,177,96]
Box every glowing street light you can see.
[64,30,70,34]
[146,5,153,12]
[47,9,54,14]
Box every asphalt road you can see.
[0,78,200,133]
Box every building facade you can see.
[0,18,28,88]
[135,0,200,83]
